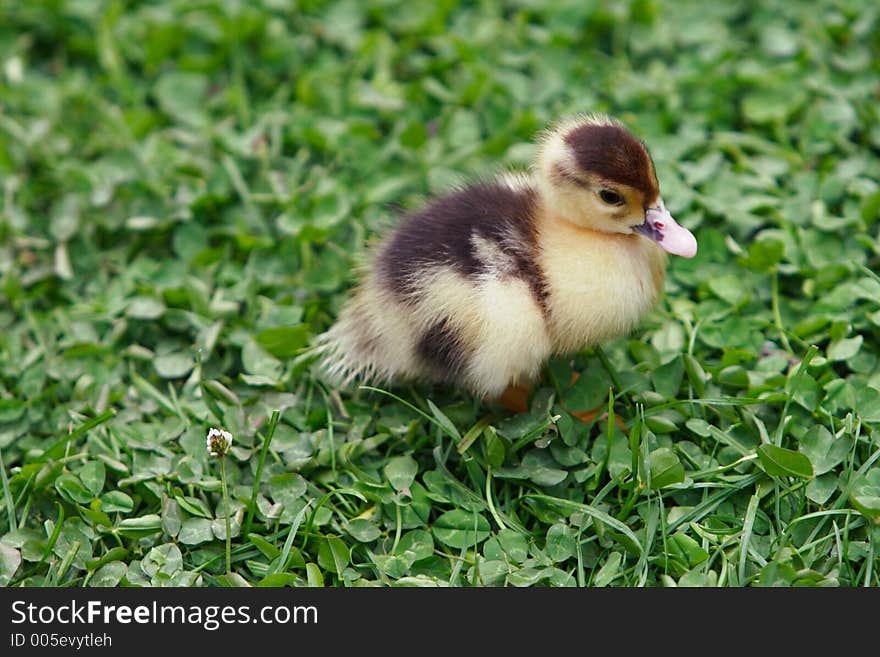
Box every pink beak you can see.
[634,199,698,258]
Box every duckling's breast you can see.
[538,219,667,355]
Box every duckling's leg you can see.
[496,383,531,414]
[494,378,627,431]
[568,407,607,424]
[565,370,627,430]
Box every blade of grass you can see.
[484,467,507,531]
[775,345,819,446]
[738,494,760,586]
[0,449,15,532]
[40,503,65,565]
[361,386,460,440]
[667,473,763,533]
[526,494,644,559]
[457,415,493,454]
[771,269,794,354]
[267,500,312,576]
[242,410,280,537]
[301,488,367,550]
[36,410,116,463]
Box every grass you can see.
[0,0,879,587]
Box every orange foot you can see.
[493,377,627,432]
[496,383,530,414]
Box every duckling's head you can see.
[534,114,697,258]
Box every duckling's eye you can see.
[599,189,624,205]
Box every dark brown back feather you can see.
[378,181,547,311]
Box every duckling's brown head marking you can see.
[563,123,659,203]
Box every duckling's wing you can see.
[376,178,547,308]
[376,177,552,395]
[317,176,553,396]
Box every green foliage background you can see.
[1,0,879,587]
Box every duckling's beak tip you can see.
[639,202,698,258]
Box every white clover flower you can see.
[206,427,233,457]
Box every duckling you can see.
[316,114,697,401]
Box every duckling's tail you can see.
[312,298,385,389]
